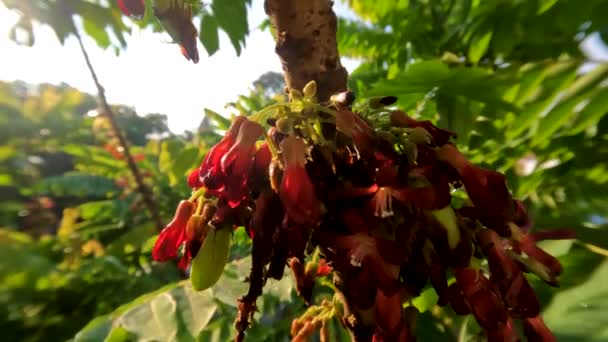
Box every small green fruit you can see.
[190,227,232,291]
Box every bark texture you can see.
[264,0,348,102]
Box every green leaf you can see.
[568,86,608,135]
[211,0,249,55]
[468,29,493,64]
[538,0,560,14]
[200,14,220,56]
[575,226,608,250]
[74,315,113,342]
[507,62,579,139]
[411,287,439,313]
[543,260,608,341]
[532,63,608,145]
[204,108,231,130]
[370,60,449,95]
[83,18,111,49]
[171,147,200,185]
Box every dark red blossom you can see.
[117,0,145,19]
[437,144,517,235]
[154,99,567,341]
[455,268,508,331]
[509,225,567,285]
[477,229,540,318]
[152,200,194,268]
[200,116,246,190]
[487,318,519,342]
[220,119,265,207]
[336,110,374,152]
[153,2,199,63]
[374,290,412,342]
[523,316,556,342]
[187,168,202,188]
[279,136,320,225]
[390,110,456,146]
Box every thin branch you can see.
[74,30,164,232]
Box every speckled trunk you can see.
[264,0,348,102]
[264,1,374,341]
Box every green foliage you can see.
[1,0,253,56]
[340,0,608,339]
[75,254,297,342]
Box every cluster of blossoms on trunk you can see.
[151,82,573,342]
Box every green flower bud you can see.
[190,227,232,291]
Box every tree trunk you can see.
[264,1,372,341]
[264,0,348,102]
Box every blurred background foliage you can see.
[0,0,607,341]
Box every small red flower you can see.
[220,119,265,207]
[332,210,402,295]
[477,229,540,318]
[374,290,407,340]
[187,168,202,188]
[510,225,571,285]
[279,136,320,225]
[437,144,517,235]
[487,318,519,342]
[336,110,377,158]
[316,258,332,276]
[523,316,556,342]
[153,2,199,63]
[199,116,246,190]
[390,110,456,146]
[455,268,508,331]
[251,142,272,183]
[152,200,194,262]
[117,0,145,19]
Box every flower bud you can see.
[152,200,194,262]
[190,226,232,291]
[303,80,317,98]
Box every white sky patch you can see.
[0,0,360,133]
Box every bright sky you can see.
[0,0,359,133]
[2,2,608,134]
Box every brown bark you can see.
[264,0,348,102]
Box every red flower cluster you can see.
[151,94,572,341]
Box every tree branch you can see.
[264,0,348,102]
[74,30,164,232]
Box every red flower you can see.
[390,110,456,146]
[437,144,517,235]
[336,110,377,158]
[523,316,556,342]
[187,168,202,188]
[219,119,265,207]
[152,200,194,262]
[153,2,199,63]
[317,258,332,276]
[279,136,320,225]
[117,0,145,19]
[374,290,409,341]
[331,210,402,295]
[455,268,508,331]
[510,225,570,285]
[251,142,272,184]
[487,318,519,342]
[200,116,246,191]
[477,229,540,318]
